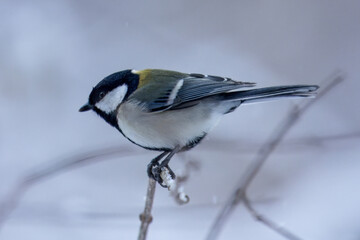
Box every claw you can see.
[161,166,176,180]
[148,162,177,188]
[151,165,162,182]
[147,160,159,179]
[147,160,168,188]
[146,148,179,187]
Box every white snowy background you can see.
[1,1,360,239]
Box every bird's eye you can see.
[99,92,105,99]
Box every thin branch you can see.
[243,195,302,240]
[205,73,344,240]
[172,159,200,204]
[161,158,199,205]
[138,178,157,240]
[0,146,138,229]
[137,158,199,239]
[161,167,190,205]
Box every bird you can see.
[79,69,318,187]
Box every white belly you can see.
[117,101,223,150]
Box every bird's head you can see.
[79,69,139,127]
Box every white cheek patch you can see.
[95,85,128,114]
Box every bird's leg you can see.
[158,146,180,182]
[147,151,169,183]
[147,147,180,187]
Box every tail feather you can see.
[221,85,319,104]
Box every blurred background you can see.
[1,1,360,239]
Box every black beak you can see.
[79,103,93,112]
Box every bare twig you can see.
[160,167,190,205]
[137,158,198,239]
[243,195,302,240]
[0,146,138,229]
[138,178,157,240]
[161,158,199,205]
[206,73,344,240]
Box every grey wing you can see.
[176,74,255,105]
[133,73,255,112]
[128,79,182,112]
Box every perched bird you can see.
[79,69,318,186]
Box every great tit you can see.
[79,69,318,186]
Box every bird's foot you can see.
[147,160,176,188]
[160,161,176,180]
[147,159,161,182]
